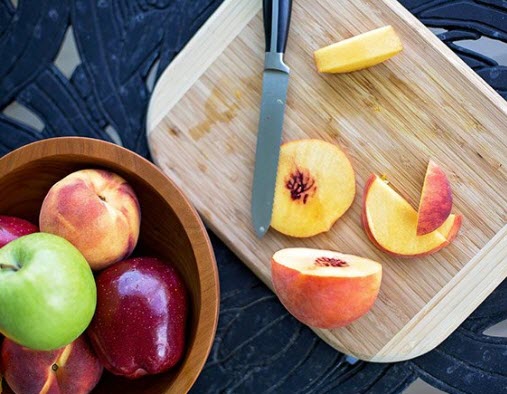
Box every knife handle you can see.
[263,0,292,54]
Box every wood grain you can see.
[0,137,219,394]
[147,0,507,361]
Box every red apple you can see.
[87,257,188,379]
[1,336,102,394]
[0,216,38,248]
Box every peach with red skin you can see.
[39,169,140,270]
[271,139,356,238]
[362,174,462,257]
[1,336,102,394]
[417,160,453,235]
[271,248,382,329]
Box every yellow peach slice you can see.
[314,25,403,73]
[417,160,453,235]
[362,174,462,257]
[271,139,355,237]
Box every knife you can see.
[251,0,292,237]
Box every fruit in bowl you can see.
[0,216,38,248]
[1,335,103,394]
[362,172,461,257]
[0,137,219,394]
[39,169,141,271]
[87,257,188,379]
[0,233,96,351]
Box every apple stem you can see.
[0,262,19,271]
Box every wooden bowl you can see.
[0,137,219,394]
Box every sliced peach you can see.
[271,139,355,237]
[314,25,403,73]
[417,160,453,235]
[362,174,462,257]
[39,169,141,270]
[271,248,382,329]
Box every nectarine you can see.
[362,174,461,257]
[417,160,453,235]
[271,248,382,329]
[39,169,141,270]
[1,336,102,394]
[271,139,355,237]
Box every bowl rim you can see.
[0,136,220,393]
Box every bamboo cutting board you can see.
[146,0,507,362]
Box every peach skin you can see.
[362,174,461,257]
[271,248,382,329]
[271,139,355,238]
[1,336,102,394]
[39,169,140,270]
[417,160,453,235]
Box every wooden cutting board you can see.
[146,0,507,362]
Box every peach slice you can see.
[271,139,355,237]
[314,26,403,73]
[417,160,453,235]
[363,174,462,257]
[271,248,382,329]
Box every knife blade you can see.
[251,0,292,238]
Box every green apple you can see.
[0,233,96,351]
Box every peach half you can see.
[417,160,453,235]
[271,248,382,329]
[314,25,403,73]
[271,139,355,237]
[40,169,141,270]
[362,174,462,257]
[1,336,102,394]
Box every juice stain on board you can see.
[188,85,243,141]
